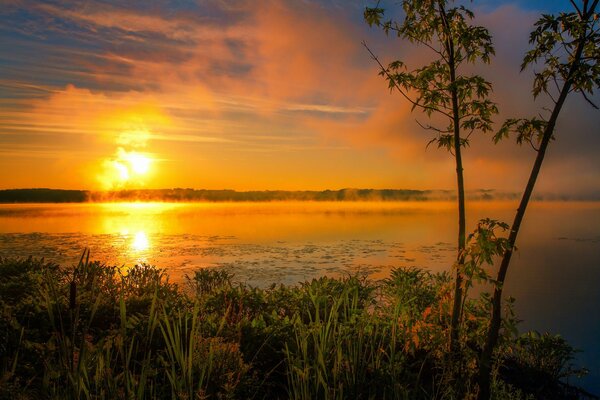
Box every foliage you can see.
[494,2,600,147]
[364,0,498,149]
[522,8,600,101]
[461,219,511,287]
[499,332,591,399]
[0,256,590,399]
[506,332,587,382]
[186,269,233,297]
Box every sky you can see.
[0,0,599,196]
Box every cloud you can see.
[0,0,598,194]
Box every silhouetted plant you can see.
[186,268,233,298]
[0,256,590,399]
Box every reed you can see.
[0,255,589,399]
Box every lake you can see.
[0,201,598,392]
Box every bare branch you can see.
[549,76,561,103]
[362,41,454,119]
[527,137,540,152]
[587,0,599,17]
[415,119,450,133]
[570,0,583,17]
[381,23,448,62]
[581,90,600,109]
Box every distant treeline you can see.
[0,189,88,203]
[1,187,581,203]
[0,188,438,202]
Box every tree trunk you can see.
[439,1,467,354]
[476,18,590,398]
[449,80,466,353]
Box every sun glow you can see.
[105,149,154,187]
[97,116,164,189]
[115,162,130,181]
[125,152,151,175]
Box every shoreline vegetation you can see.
[0,188,597,204]
[0,254,596,399]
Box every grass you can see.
[0,254,592,399]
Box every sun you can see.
[105,150,154,187]
[125,152,151,175]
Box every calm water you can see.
[0,201,599,392]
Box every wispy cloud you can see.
[0,0,598,194]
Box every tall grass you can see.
[0,256,591,399]
[285,279,410,400]
[159,304,211,398]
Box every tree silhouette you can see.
[478,1,600,398]
[363,0,498,357]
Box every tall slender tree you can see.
[478,1,600,398]
[364,0,497,352]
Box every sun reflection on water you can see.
[98,203,170,260]
[131,231,150,252]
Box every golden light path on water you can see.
[70,201,414,282]
[0,201,468,280]
[1,201,599,286]
[93,201,464,275]
[101,202,170,265]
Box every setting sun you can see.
[125,152,151,175]
[103,149,154,188]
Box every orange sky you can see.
[1,1,599,196]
